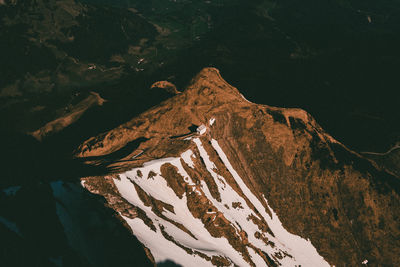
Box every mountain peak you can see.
[74,68,248,160]
[75,68,333,167]
[77,69,400,266]
[187,67,241,96]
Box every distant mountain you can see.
[77,68,400,266]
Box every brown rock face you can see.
[77,68,400,266]
[151,81,180,95]
[31,92,106,141]
[363,143,400,178]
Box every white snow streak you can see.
[180,149,195,168]
[122,215,213,266]
[248,247,266,267]
[264,197,329,267]
[111,136,329,267]
[211,138,329,267]
[209,117,216,126]
[113,154,249,266]
[193,138,293,265]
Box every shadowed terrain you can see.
[1,0,399,266]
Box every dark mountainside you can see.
[1,0,399,152]
[0,0,399,266]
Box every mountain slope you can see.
[77,68,400,266]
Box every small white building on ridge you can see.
[197,125,207,135]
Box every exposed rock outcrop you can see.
[30,92,106,141]
[363,143,400,178]
[77,68,400,266]
[151,81,180,95]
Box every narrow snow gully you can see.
[111,136,329,267]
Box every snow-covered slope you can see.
[78,68,400,266]
[109,136,329,266]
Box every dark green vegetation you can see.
[0,0,399,266]
[1,0,399,152]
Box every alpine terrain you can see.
[77,68,400,266]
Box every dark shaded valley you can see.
[0,0,399,266]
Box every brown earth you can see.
[77,68,400,266]
[31,91,106,141]
[151,80,180,95]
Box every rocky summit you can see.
[77,68,400,266]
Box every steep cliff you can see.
[77,68,400,266]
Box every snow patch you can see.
[113,151,250,266]
[122,216,214,267]
[209,117,216,126]
[194,138,278,262]
[263,197,330,267]
[110,137,330,267]
[211,138,329,267]
[248,247,267,267]
[181,149,195,168]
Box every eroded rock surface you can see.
[31,92,106,141]
[77,68,400,266]
[151,81,180,95]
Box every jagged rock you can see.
[77,68,400,266]
[151,81,181,95]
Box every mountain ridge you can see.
[77,68,400,266]
[75,67,340,168]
